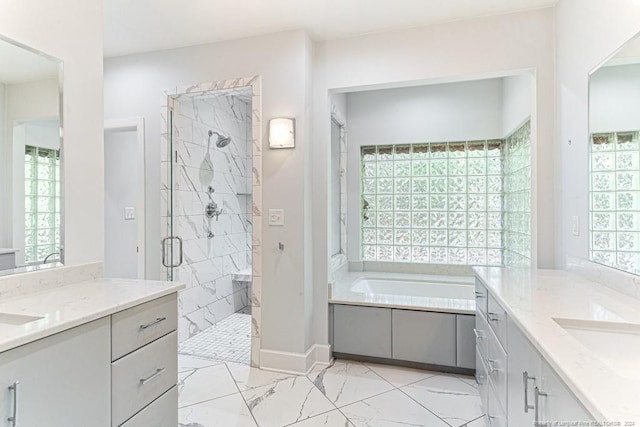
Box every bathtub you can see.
[331,272,476,314]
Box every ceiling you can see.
[104,0,559,58]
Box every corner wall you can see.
[555,0,640,267]
[0,0,104,265]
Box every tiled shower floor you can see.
[179,307,252,365]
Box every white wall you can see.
[590,63,640,133]
[0,0,104,266]
[347,79,504,146]
[104,128,138,278]
[313,8,555,348]
[556,0,640,267]
[502,74,534,136]
[104,30,315,358]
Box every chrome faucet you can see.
[43,252,59,264]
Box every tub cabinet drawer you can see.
[112,294,177,360]
[475,310,489,360]
[120,387,178,427]
[487,293,507,349]
[456,314,476,369]
[475,279,488,317]
[333,305,391,358]
[487,326,508,412]
[392,310,456,366]
[112,331,178,426]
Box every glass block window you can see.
[361,141,504,265]
[590,131,640,274]
[503,121,532,267]
[24,145,61,264]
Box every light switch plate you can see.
[269,209,285,226]
[124,207,136,220]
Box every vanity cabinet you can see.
[475,279,595,425]
[332,304,474,370]
[0,318,111,427]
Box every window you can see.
[590,131,640,274]
[361,141,504,265]
[24,145,61,264]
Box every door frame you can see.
[104,117,146,279]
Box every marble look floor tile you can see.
[341,389,449,427]
[226,361,298,391]
[178,354,222,373]
[401,374,483,427]
[178,363,239,408]
[288,409,353,426]
[241,376,335,427]
[364,363,438,387]
[456,374,479,390]
[307,361,394,407]
[179,393,257,427]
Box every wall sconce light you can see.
[269,118,295,149]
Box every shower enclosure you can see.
[161,81,259,365]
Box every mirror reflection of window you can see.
[589,34,640,274]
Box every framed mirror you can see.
[0,35,64,274]
[589,33,640,275]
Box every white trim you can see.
[259,344,332,375]
[104,117,146,279]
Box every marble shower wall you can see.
[169,89,253,343]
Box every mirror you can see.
[589,33,640,274]
[0,35,63,273]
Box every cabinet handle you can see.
[487,359,501,374]
[474,291,485,298]
[487,312,501,322]
[534,386,548,425]
[473,328,485,340]
[8,381,19,427]
[140,368,166,385]
[523,371,536,413]
[139,317,167,330]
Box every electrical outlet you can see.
[269,209,285,226]
[124,207,136,220]
[572,215,580,236]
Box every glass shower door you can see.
[163,102,183,281]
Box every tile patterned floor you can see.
[178,355,486,427]
[179,309,252,365]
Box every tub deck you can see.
[330,272,476,314]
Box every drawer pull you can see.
[474,291,485,298]
[523,371,536,413]
[534,386,548,425]
[487,312,501,322]
[140,368,166,385]
[473,328,485,340]
[139,317,167,330]
[487,358,501,374]
[8,381,19,427]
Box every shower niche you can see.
[162,85,256,364]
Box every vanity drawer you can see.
[487,325,508,413]
[487,293,507,349]
[120,386,178,427]
[474,310,489,360]
[476,347,489,412]
[112,293,177,360]
[474,279,488,317]
[112,331,177,426]
[487,382,508,427]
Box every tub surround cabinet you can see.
[474,268,600,424]
[332,304,475,371]
[0,275,183,427]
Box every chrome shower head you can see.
[208,130,232,148]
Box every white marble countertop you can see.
[330,271,476,314]
[0,277,184,353]
[473,266,640,423]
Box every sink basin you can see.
[554,317,640,379]
[0,313,44,325]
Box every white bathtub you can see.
[331,273,476,313]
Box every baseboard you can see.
[260,344,332,375]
